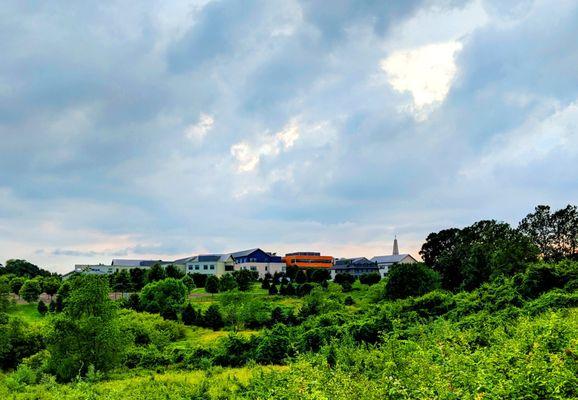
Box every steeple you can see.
[393,236,399,255]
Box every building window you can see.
[210,265,214,270]
[265,266,268,271]
[250,266,257,271]
[203,265,208,270]
[195,265,200,270]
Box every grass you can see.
[7,303,45,324]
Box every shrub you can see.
[268,284,278,295]
[219,274,238,292]
[181,303,197,326]
[359,273,381,286]
[140,278,187,317]
[205,276,219,294]
[37,300,48,316]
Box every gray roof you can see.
[332,257,377,269]
[229,248,261,258]
[370,254,416,264]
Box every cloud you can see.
[185,113,214,143]
[381,41,463,120]
[230,119,301,172]
[1,0,578,272]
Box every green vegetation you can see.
[0,204,577,398]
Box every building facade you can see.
[330,257,379,278]
[283,252,334,268]
[230,248,286,278]
[177,254,235,276]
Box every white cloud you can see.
[381,41,463,120]
[185,113,214,143]
[230,119,301,172]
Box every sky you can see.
[1,0,578,273]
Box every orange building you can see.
[283,252,334,268]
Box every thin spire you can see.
[393,236,399,255]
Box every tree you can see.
[422,220,539,291]
[295,270,307,284]
[203,304,224,330]
[127,293,141,311]
[261,278,271,290]
[385,263,440,299]
[47,275,127,382]
[519,204,578,261]
[55,280,71,312]
[37,300,48,316]
[310,269,330,283]
[0,280,10,313]
[334,273,355,285]
[269,284,278,295]
[129,268,146,291]
[219,274,238,292]
[181,303,197,326]
[165,264,184,279]
[359,273,381,286]
[49,299,57,313]
[232,269,257,291]
[20,279,42,303]
[9,277,25,299]
[181,274,196,292]
[113,270,131,296]
[42,276,61,301]
[140,278,187,318]
[190,273,207,288]
[146,263,166,283]
[205,275,219,294]
[1,259,51,278]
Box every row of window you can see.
[187,264,215,271]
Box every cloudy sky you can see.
[1,0,578,273]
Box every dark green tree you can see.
[37,300,48,316]
[129,268,146,291]
[113,270,131,296]
[203,304,224,330]
[295,270,307,284]
[205,275,219,294]
[359,272,381,286]
[269,284,278,295]
[232,269,257,291]
[181,303,196,326]
[165,264,184,279]
[1,259,51,278]
[127,293,141,311]
[146,263,166,283]
[261,278,271,290]
[385,263,440,299]
[219,274,238,292]
[49,299,57,313]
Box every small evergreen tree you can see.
[128,293,141,311]
[165,264,184,279]
[49,299,57,313]
[344,296,355,306]
[219,274,238,292]
[203,304,224,330]
[146,264,166,283]
[37,300,48,316]
[205,275,219,294]
[269,284,278,295]
[261,278,271,290]
[181,274,196,292]
[181,303,196,326]
[285,283,296,296]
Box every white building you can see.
[370,237,418,277]
[229,248,286,278]
[176,254,235,276]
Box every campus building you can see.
[230,248,286,278]
[330,257,379,278]
[283,252,334,268]
[175,254,235,277]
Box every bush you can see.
[219,274,238,292]
[205,275,219,294]
[37,301,48,316]
[181,303,197,326]
[268,284,278,295]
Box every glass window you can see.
[210,265,214,270]
[203,265,208,270]
[195,265,200,270]
[250,266,257,271]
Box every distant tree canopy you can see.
[519,204,578,262]
[146,264,166,283]
[420,220,539,291]
[385,263,440,299]
[0,259,52,279]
